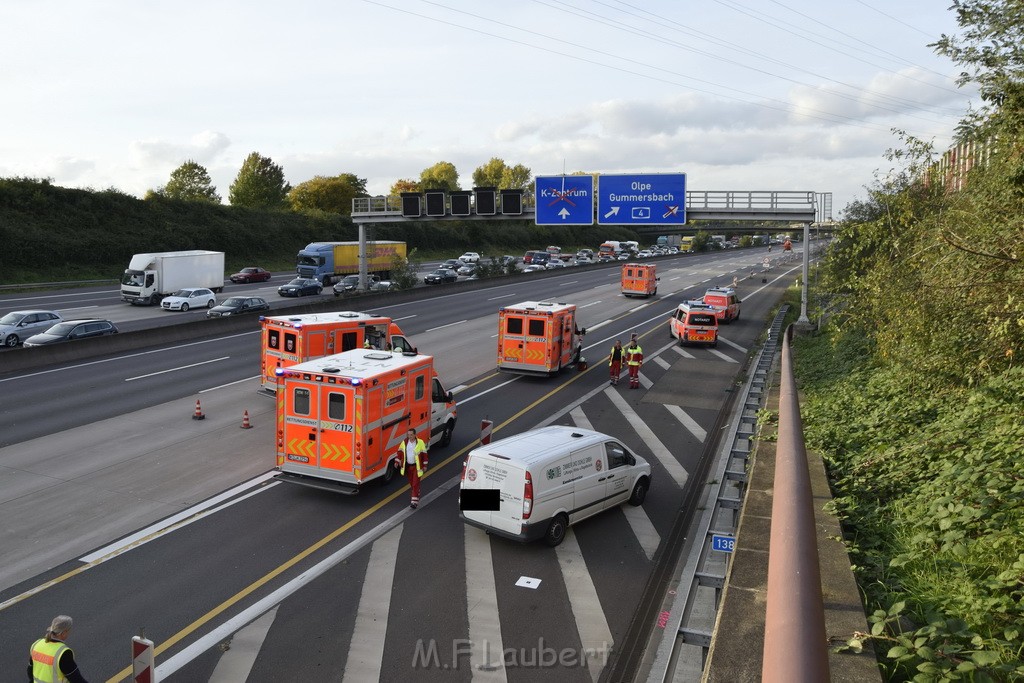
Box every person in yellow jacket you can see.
[28,615,89,683]
[397,428,428,508]
[625,335,644,389]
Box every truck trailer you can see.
[120,250,225,305]
[296,241,406,285]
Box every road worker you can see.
[625,336,644,389]
[397,428,428,509]
[29,615,89,683]
[609,339,623,385]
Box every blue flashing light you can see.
[351,379,361,386]
[275,368,285,376]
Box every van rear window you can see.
[506,317,523,335]
[528,319,545,336]
[688,314,716,326]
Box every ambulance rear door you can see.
[281,379,356,482]
[264,325,301,388]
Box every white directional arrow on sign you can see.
[603,206,620,219]
[558,208,571,220]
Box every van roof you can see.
[502,301,576,314]
[280,348,431,379]
[470,425,609,464]
[262,311,390,328]
[705,287,735,296]
[676,300,715,312]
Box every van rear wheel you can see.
[629,478,648,506]
[544,513,569,547]
[440,420,454,447]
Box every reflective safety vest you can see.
[609,345,623,366]
[397,438,427,476]
[30,639,70,683]
[625,344,644,366]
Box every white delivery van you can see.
[459,426,652,546]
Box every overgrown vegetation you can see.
[792,3,1024,679]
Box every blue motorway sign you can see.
[534,175,594,225]
[597,173,686,225]
[711,534,735,553]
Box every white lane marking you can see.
[708,349,739,363]
[451,384,469,394]
[579,301,602,308]
[672,346,696,359]
[55,305,100,312]
[457,377,519,405]
[633,302,651,311]
[153,476,460,678]
[426,319,467,332]
[466,528,508,682]
[0,330,259,384]
[653,357,671,371]
[558,280,579,286]
[79,472,281,563]
[587,319,612,332]
[124,356,230,382]
[391,315,417,322]
[570,407,593,430]
[343,526,404,682]
[621,505,661,561]
[718,335,747,353]
[209,606,279,683]
[487,293,516,300]
[200,375,260,393]
[665,405,707,443]
[556,530,614,683]
[639,373,653,389]
[605,389,689,488]
[490,333,498,338]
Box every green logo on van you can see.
[547,465,562,480]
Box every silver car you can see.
[0,310,64,347]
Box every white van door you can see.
[462,453,526,535]
[600,440,635,504]
[568,445,606,522]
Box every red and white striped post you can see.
[480,419,493,445]
[132,631,155,683]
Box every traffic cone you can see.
[241,410,252,429]
[192,399,205,420]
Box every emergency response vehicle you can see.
[702,287,741,323]
[621,263,658,298]
[669,300,719,347]
[260,312,412,392]
[275,349,457,493]
[459,426,651,546]
[497,301,586,376]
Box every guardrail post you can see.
[761,325,829,682]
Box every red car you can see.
[230,267,272,284]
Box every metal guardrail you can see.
[762,325,830,681]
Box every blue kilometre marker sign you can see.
[598,172,686,225]
[534,175,595,225]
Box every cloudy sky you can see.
[1,0,976,216]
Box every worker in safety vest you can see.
[397,428,428,509]
[28,615,89,683]
[609,339,623,385]
[625,336,644,389]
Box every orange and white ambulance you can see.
[669,300,719,347]
[702,287,741,323]
[621,263,658,298]
[497,301,586,376]
[275,349,458,493]
[260,312,412,392]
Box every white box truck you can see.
[120,250,225,305]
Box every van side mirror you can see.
[447,391,454,402]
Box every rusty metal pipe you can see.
[762,325,830,682]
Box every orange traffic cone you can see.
[241,410,252,429]
[192,399,205,420]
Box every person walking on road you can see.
[29,615,89,683]
[609,339,623,385]
[625,336,644,389]
[397,428,427,509]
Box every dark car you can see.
[424,268,458,284]
[278,278,323,297]
[230,267,272,284]
[333,274,380,296]
[441,259,463,270]
[23,319,119,347]
[207,296,270,318]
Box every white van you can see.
[459,426,652,546]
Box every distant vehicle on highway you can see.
[229,267,273,284]
[278,278,323,297]
[23,319,119,347]
[0,310,64,347]
[457,263,478,276]
[333,274,380,296]
[207,296,270,318]
[459,252,480,263]
[161,287,217,311]
[424,268,459,284]
[441,259,463,270]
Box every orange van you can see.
[621,263,658,298]
[702,287,741,323]
[668,300,719,347]
[497,301,586,375]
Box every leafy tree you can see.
[152,160,221,203]
[471,158,506,188]
[389,248,419,290]
[502,163,533,191]
[419,161,459,192]
[288,173,367,215]
[389,179,419,196]
[228,152,291,209]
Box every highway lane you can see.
[0,269,799,681]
